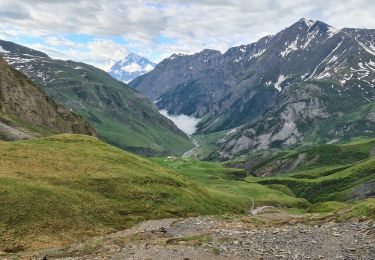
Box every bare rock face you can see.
[0,55,96,139]
[216,83,330,159]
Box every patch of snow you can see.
[274,75,286,92]
[301,29,318,49]
[355,38,375,56]
[300,18,315,27]
[301,73,309,80]
[306,38,344,80]
[249,49,265,60]
[281,35,299,57]
[327,55,338,64]
[327,26,340,38]
[234,57,242,63]
[0,46,9,53]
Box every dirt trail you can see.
[15,210,375,260]
[183,138,200,158]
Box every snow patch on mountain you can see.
[281,35,300,57]
[300,18,315,27]
[327,26,340,38]
[0,46,9,53]
[274,75,286,91]
[355,38,375,56]
[249,49,265,60]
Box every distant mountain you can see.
[0,54,95,140]
[109,53,155,83]
[0,40,192,155]
[130,18,375,159]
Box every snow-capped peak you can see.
[109,53,156,83]
[299,18,316,27]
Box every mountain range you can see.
[0,40,192,155]
[109,53,155,83]
[0,17,375,256]
[130,18,375,159]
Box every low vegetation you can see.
[0,134,373,253]
[150,158,310,209]
[246,138,375,202]
[0,134,238,251]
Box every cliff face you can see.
[0,55,96,139]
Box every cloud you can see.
[121,63,142,73]
[159,110,200,135]
[45,36,82,48]
[26,39,128,70]
[144,64,154,72]
[0,0,374,65]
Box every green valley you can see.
[0,134,247,252]
[0,40,193,156]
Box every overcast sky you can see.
[0,0,374,70]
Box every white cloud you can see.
[26,39,128,70]
[45,36,81,48]
[121,62,142,73]
[144,63,154,72]
[159,109,200,135]
[0,0,374,65]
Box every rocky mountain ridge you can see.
[130,18,375,159]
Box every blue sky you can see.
[0,0,374,70]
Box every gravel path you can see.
[17,211,375,260]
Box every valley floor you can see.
[16,209,375,260]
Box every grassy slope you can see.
[150,158,309,209]
[83,109,193,155]
[0,135,236,251]
[42,60,193,156]
[246,138,375,202]
[150,156,374,223]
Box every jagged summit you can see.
[298,18,316,26]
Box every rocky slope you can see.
[130,18,375,158]
[0,40,192,155]
[17,213,375,259]
[109,53,155,83]
[0,55,95,139]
